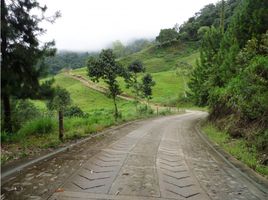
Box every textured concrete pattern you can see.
[49,112,267,200]
[2,112,267,200]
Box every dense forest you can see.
[44,51,92,74]
[156,0,239,45]
[189,0,268,155]
[177,0,240,41]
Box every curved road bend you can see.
[1,111,267,200]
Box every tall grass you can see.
[1,102,163,164]
[202,123,268,177]
[18,117,56,136]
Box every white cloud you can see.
[38,0,218,51]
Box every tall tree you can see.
[87,49,125,120]
[1,0,60,132]
[188,26,222,106]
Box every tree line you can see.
[43,51,95,75]
[189,0,268,149]
[156,0,240,45]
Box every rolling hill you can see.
[118,41,199,73]
[69,41,199,105]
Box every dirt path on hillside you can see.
[64,72,134,101]
[1,112,267,200]
[64,72,177,112]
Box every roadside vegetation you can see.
[202,123,268,177]
[189,0,268,175]
[1,99,165,164]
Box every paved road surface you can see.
[1,111,267,200]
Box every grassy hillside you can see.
[71,68,188,105]
[35,40,202,111]
[71,42,199,104]
[33,73,136,114]
[118,41,199,73]
[71,43,199,105]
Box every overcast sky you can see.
[39,0,219,52]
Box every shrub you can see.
[12,99,41,131]
[115,111,122,119]
[1,131,11,143]
[64,105,86,117]
[159,108,172,116]
[18,117,56,136]
[255,130,268,152]
[137,104,154,115]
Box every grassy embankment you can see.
[202,123,268,177]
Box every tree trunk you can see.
[1,1,11,133]
[2,93,12,133]
[113,96,118,120]
[59,110,64,141]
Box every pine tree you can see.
[229,0,268,47]
[188,27,222,106]
[1,0,60,132]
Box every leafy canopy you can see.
[156,28,178,44]
[125,60,146,102]
[87,49,125,119]
[1,0,60,99]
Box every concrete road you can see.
[1,111,267,200]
